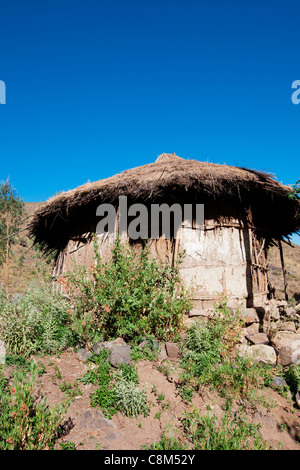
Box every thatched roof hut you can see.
[29,153,300,310]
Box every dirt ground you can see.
[21,350,300,451]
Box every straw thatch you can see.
[29,153,300,253]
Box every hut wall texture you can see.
[53,216,269,310]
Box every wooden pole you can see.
[278,239,288,301]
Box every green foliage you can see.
[59,441,77,450]
[289,178,300,201]
[0,179,25,266]
[0,283,76,357]
[130,335,160,362]
[182,405,269,450]
[81,350,148,418]
[144,433,188,450]
[178,297,272,401]
[114,378,148,417]
[0,363,68,450]
[285,364,300,395]
[66,235,192,345]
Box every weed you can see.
[0,364,68,450]
[66,236,192,345]
[182,405,270,450]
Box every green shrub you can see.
[0,283,76,357]
[114,379,148,417]
[182,406,269,450]
[66,236,192,345]
[144,433,188,450]
[0,364,68,450]
[178,298,271,400]
[81,350,148,418]
[285,364,300,394]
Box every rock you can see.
[294,303,300,312]
[92,342,103,354]
[0,341,5,365]
[92,338,127,354]
[271,375,288,390]
[138,337,160,351]
[295,391,300,408]
[245,323,260,335]
[276,300,288,308]
[188,308,212,318]
[285,307,296,317]
[278,345,300,366]
[165,342,180,359]
[77,348,92,362]
[240,308,259,325]
[279,322,296,332]
[239,344,277,365]
[108,344,132,367]
[246,333,269,345]
[271,331,300,350]
[158,343,168,361]
[271,331,300,366]
[79,409,116,431]
[270,306,280,321]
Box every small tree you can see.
[0,180,25,294]
[289,178,300,201]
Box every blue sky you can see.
[0,0,299,242]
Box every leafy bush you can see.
[0,364,68,450]
[285,364,300,394]
[81,350,148,418]
[182,406,269,450]
[0,283,76,356]
[66,236,192,345]
[178,297,272,400]
[114,379,148,417]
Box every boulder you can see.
[278,345,300,366]
[77,348,92,362]
[246,333,269,345]
[276,300,288,308]
[285,307,297,317]
[245,323,260,335]
[271,331,300,350]
[279,322,296,332]
[238,344,277,365]
[271,331,300,366]
[92,338,127,354]
[271,375,288,390]
[240,308,259,325]
[158,343,168,361]
[108,344,132,367]
[165,342,180,359]
[79,409,116,431]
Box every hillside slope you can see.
[268,242,300,302]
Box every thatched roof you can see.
[29,153,300,252]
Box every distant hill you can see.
[268,241,300,302]
[0,202,299,302]
[0,202,51,296]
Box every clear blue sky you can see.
[0,0,299,242]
